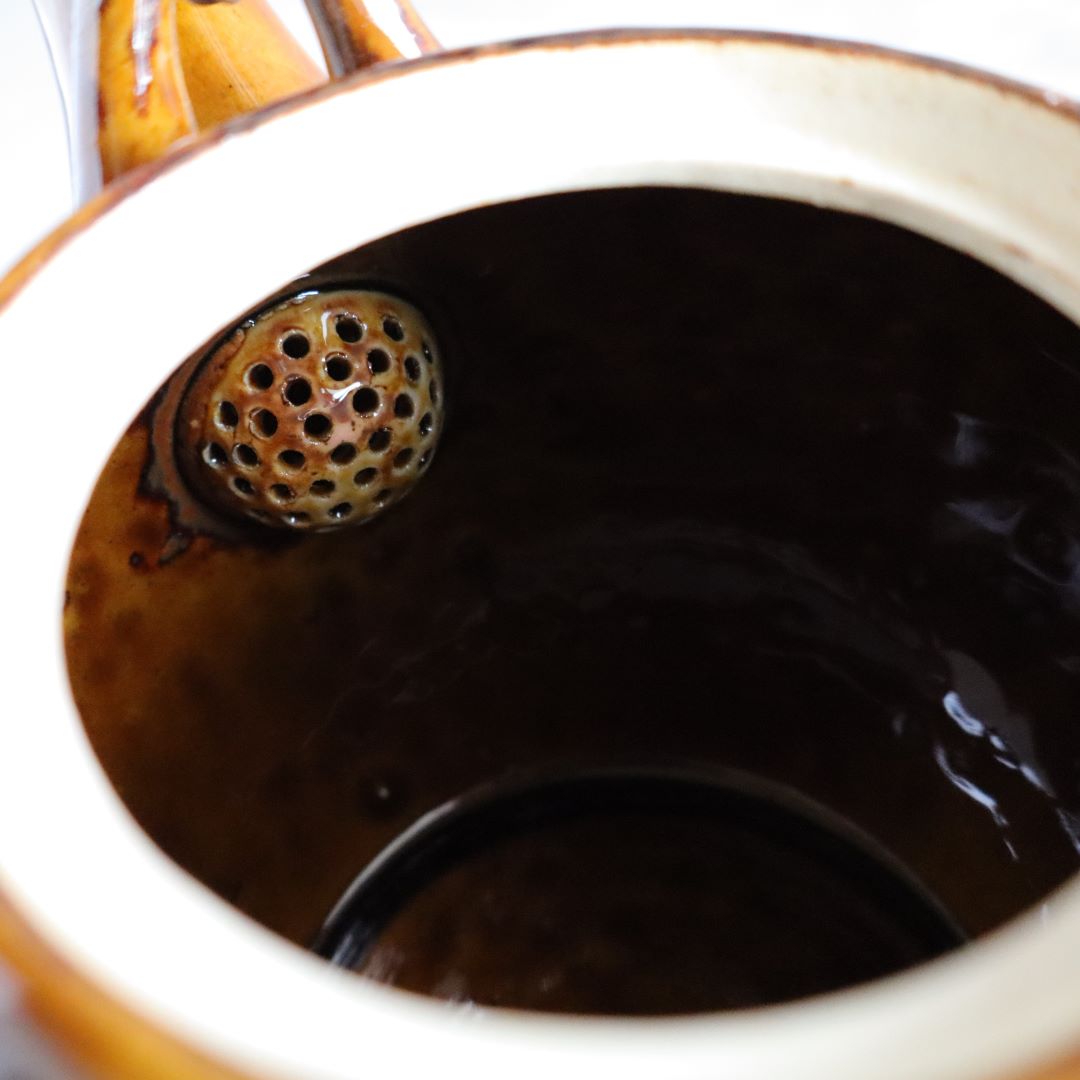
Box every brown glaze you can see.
[177,289,442,530]
[99,0,438,185]
[304,0,440,77]
[361,810,949,1013]
[331,768,965,1013]
[0,893,249,1080]
[65,188,1080,1016]
[97,0,328,183]
[173,0,324,131]
[1043,1057,1080,1080]
[97,0,196,183]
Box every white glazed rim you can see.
[2,30,1080,1080]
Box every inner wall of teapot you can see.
[64,187,1080,1014]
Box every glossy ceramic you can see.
[1,29,1080,1080]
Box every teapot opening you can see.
[63,185,1080,1016]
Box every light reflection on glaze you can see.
[933,744,1018,860]
[1058,809,1080,856]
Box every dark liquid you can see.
[65,189,1080,1015]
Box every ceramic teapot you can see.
[2,4,1080,1078]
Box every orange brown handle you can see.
[303,0,439,78]
[97,0,196,183]
[175,0,325,130]
[96,0,438,184]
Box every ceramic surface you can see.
[2,30,1080,1080]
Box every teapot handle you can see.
[95,0,438,185]
[303,0,439,78]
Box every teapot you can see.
[2,4,1080,1078]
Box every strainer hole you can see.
[368,428,391,453]
[284,377,312,407]
[310,479,336,497]
[336,316,363,343]
[394,394,415,419]
[419,412,434,437]
[422,341,433,363]
[324,354,352,382]
[353,387,380,415]
[217,401,239,429]
[429,379,440,405]
[284,511,310,527]
[278,449,305,470]
[304,413,332,440]
[282,332,310,359]
[375,489,393,505]
[234,444,259,468]
[204,442,227,467]
[252,409,278,437]
[354,467,378,487]
[393,447,414,469]
[329,502,354,520]
[367,349,390,375]
[382,316,404,342]
[248,364,274,391]
[330,443,358,466]
[404,355,421,382]
[418,451,431,469]
[233,477,255,496]
[269,484,294,503]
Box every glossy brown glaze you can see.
[360,810,948,1013]
[303,0,439,77]
[174,0,324,131]
[66,189,1080,1013]
[97,0,196,183]
[327,768,965,1013]
[177,289,443,530]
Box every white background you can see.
[3,0,1080,1075]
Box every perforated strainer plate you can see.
[177,289,443,529]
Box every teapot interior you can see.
[63,186,1080,1013]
